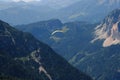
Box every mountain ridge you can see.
[15,19,95,60]
[0,0,120,25]
[0,19,92,80]
[92,9,120,47]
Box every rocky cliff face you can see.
[92,9,120,47]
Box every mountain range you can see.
[70,9,120,80]
[0,0,120,25]
[56,0,120,22]
[16,19,96,60]
[16,9,120,80]
[0,1,120,80]
[0,20,92,80]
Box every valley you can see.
[0,0,120,80]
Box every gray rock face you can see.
[92,9,120,47]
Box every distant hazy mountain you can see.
[55,0,120,22]
[0,2,55,25]
[1,0,80,9]
[0,0,120,25]
[39,0,80,9]
[0,20,92,80]
[0,0,80,25]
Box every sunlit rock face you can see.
[92,9,120,47]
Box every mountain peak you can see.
[0,20,10,31]
[0,20,8,24]
[105,8,120,24]
[92,9,120,47]
[47,19,62,25]
[27,19,63,30]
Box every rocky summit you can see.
[92,9,120,47]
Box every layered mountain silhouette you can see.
[16,19,95,60]
[57,0,120,22]
[0,20,92,80]
[0,0,120,25]
[16,9,120,80]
